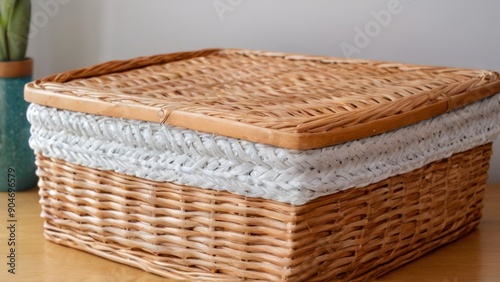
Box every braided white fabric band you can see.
[28,94,500,205]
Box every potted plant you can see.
[0,0,37,191]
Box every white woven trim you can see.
[28,94,500,205]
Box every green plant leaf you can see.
[0,0,17,60]
[0,0,17,28]
[0,26,7,61]
[6,0,30,61]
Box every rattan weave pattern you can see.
[37,143,492,281]
[27,93,500,205]
[25,49,500,281]
[24,49,500,149]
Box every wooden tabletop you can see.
[0,184,499,282]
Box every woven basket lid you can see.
[24,48,500,150]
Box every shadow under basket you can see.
[36,143,492,282]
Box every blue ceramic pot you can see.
[0,59,37,191]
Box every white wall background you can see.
[27,0,500,183]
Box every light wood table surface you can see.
[0,184,499,282]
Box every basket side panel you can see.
[36,155,297,281]
[289,143,492,281]
[35,143,492,281]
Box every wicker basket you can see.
[25,49,500,281]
